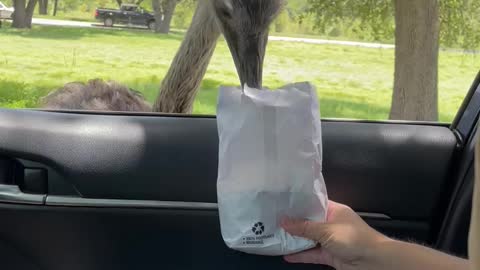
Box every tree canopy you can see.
[304,0,480,49]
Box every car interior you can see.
[0,70,478,269]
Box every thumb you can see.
[281,217,330,243]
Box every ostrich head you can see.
[211,0,284,89]
[41,79,152,112]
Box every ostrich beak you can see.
[223,31,269,89]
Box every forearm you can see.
[368,239,469,270]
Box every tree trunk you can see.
[153,1,221,113]
[390,0,440,121]
[158,0,177,33]
[12,0,37,28]
[116,0,122,8]
[53,0,58,16]
[25,0,37,27]
[38,0,48,15]
[152,0,163,32]
[12,0,27,28]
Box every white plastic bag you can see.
[216,82,328,256]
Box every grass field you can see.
[32,14,385,43]
[0,24,478,122]
[37,12,97,22]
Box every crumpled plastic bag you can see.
[216,82,328,256]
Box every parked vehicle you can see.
[95,3,156,29]
[0,1,14,19]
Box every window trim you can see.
[32,108,450,127]
[451,71,480,146]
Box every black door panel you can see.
[0,204,329,270]
[0,108,458,269]
[0,109,456,218]
[323,122,456,220]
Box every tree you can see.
[439,0,480,52]
[304,1,393,42]
[116,0,144,7]
[390,0,439,121]
[158,0,177,33]
[38,0,48,14]
[12,0,38,28]
[305,0,480,121]
[152,0,179,33]
[152,0,162,30]
[52,0,58,16]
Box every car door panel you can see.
[118,11,129,24]
[0,107,461,269]
[131,13,146,25]
[0,109,455,219]
[0,204,333,270]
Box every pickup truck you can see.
[0,1,14,19]
[95,3,156,29]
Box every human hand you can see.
[281,200,391,270]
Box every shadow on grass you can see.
[0,76,453,122]
[2,76,224,111]
[200,78,225,90]
[125,78,225,106]
[0,24,185,41]
[319,97,390,120]
[0,79,54,108]
[320,97,452,121]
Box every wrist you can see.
[364,237,470,270]
[361,232,397,269]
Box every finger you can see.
[284,247,334,267]
[281,217,329,242]
[327,200,343,208]
[327,200,353,221]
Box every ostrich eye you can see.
[220,8,232,19]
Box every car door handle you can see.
[44,196,392,220]
[356,212,391,220]
[0,187,392,220]
[0,184,45,205]
[45,196,219,210]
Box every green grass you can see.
[0,24,478,122]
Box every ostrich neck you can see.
[153,1,221,113]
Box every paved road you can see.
[32,18,94,28]
[31,17,396,49]
[31,17,148,30]
[29,18,478,53]
[30,18,480,54]
[268,36,394,49]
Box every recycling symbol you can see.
[252,222,265,235]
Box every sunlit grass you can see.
[36,11,97,22]
[0,24,478,122]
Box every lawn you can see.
[0,24,478,122]
[36,12,97,22]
